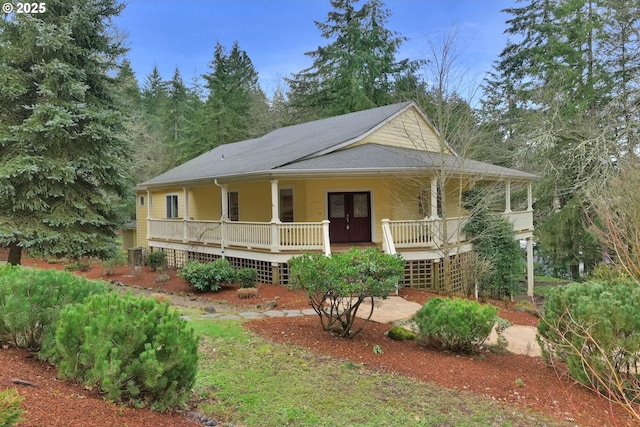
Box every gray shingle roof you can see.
[276,144,538,180]
[139,101,414,187]
[138,101,536,187]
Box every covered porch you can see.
[144,178,535,294]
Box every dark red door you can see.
[328,192,371,243]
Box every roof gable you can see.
[352,106,452,154]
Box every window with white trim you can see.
[166,194,179,218]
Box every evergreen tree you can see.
[141,64,168,116]
[181,41,268,161]
[482,0,640,276]
[0,0,130,264]
[287,0,416,121]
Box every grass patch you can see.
[190,319,569,427]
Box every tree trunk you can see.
[7,241,22,266]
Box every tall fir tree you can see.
[482,0,640,277]
[181,41,268,162]
[287,0,417,121]
[0,0,131,264]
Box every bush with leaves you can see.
[538,279,640,406]
[288,248,404,338]
[415,297,497,353]
[463,202,523,299]
[52,292,199,411]
[236,268,258,288]
[101,251,126,276]
[146,251,167,271]
[179,259,234,292]
[0,265,109,352]
[0,388,24,427]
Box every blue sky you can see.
[114,0,517,98]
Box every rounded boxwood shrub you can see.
[415,297,497,353]
[236,268,258,288]
[0,265,109,352]
[538,279,640,402]
[52,292,199,411]
[146,250,167,271]
[179,259,234,292]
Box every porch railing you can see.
[501,210,534,232]
[381,217,469,250]
[381,210,532,254]
[148,219,329,254]
[149,210,532,256]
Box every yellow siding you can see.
[189,185,221,220]
[353,108,450,154]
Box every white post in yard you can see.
[526,237,534,297]
[430,176,438,219]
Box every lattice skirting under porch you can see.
[150,246,472,290]
[400,252,474,292]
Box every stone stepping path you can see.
[182,308,317,321]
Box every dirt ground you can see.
[0,255,636,427]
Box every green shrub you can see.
[289,248,404,338]
[146,251,167,271]
[52,292,199,411]
[236,268,258,288]
[538,279,640,403]
[64,260,93,272]
[179,259,234,292]
[387,326,416,341]
[0,388,24,427]
[415,297,497,353]
[101,252,125,276]
[0,265,109,352]
[462,201,524,299]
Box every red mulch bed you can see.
[0,253,636,427]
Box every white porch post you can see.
[322,220,331,256]
[183,187,189,242]
[504,180,512,213]
[270,180,280,252]
[220,184,228,220]
[526,237,534,297]
[270,180,280,222]
[220,184,228,259]
[430,176,439,219]
[527,181,533,211]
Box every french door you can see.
[328,192,371,243]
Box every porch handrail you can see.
[148,219,330,253]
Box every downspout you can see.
[214,179,226,259]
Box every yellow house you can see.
[135,102,536,294]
